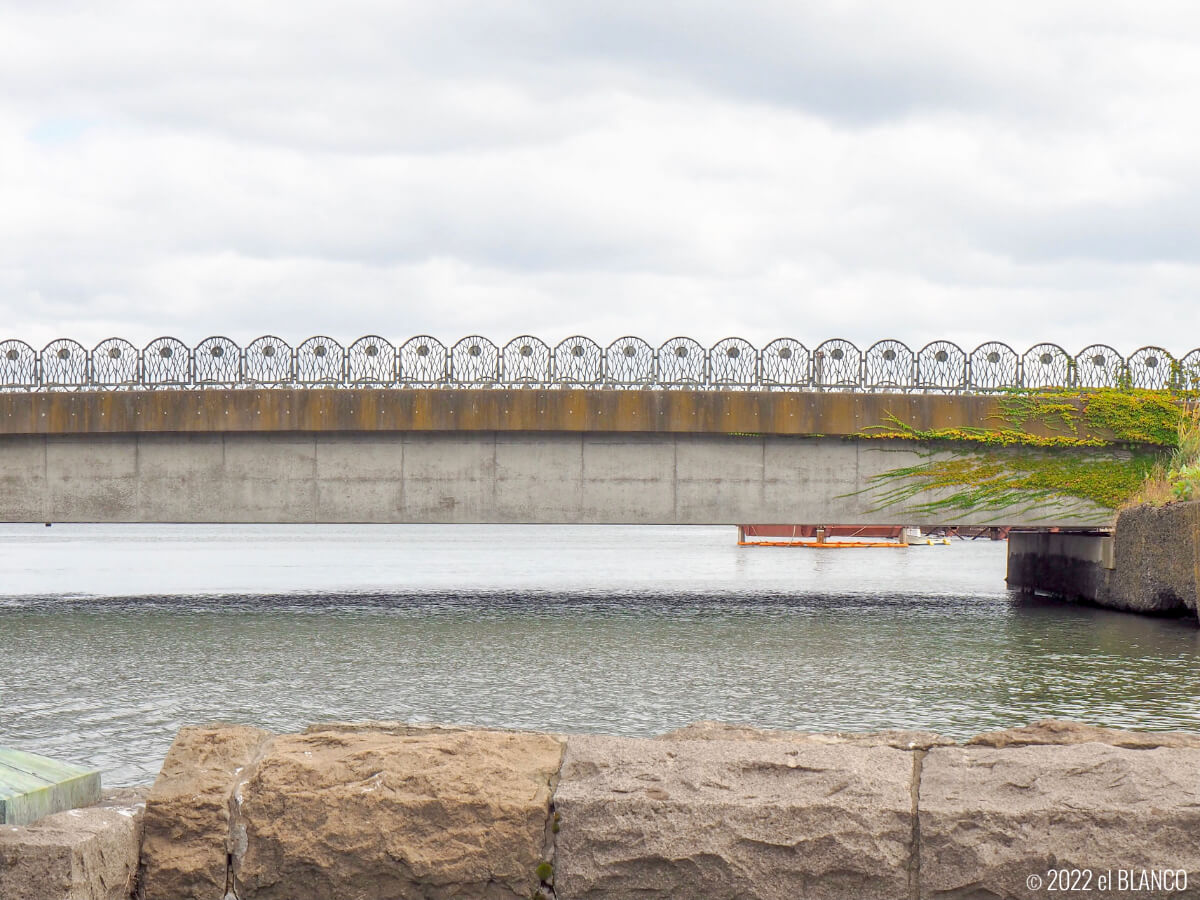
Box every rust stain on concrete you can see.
[0,389,1101,439]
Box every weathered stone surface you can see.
[0,787,146,900]
[1103,501,1200,614]
[660,719,952,750]
[302,720,473,737]
[969,718,1200,749]
[920,743,1200,899]
[230,728,565,900]
[135,719,1200,900]
[140,724,273,900]
[555,733,916,900]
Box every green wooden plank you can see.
[0,747,101,826]
[0,746,94,782]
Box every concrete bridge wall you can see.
[0,387,1103,439]
[0,429,1105,526]
[0,388,1121,526]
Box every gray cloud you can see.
[2,0,1199,352]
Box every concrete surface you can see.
[0,431,1113,527]
[1008,502,1200,616]
[0,388,1110,440]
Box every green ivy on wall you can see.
[857,389,1187,515]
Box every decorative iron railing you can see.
[0,336,1195,392]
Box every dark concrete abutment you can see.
[1007,502,1200,620]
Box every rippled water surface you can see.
[2,523,1199,786]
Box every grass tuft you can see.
[1126,403,1200,507]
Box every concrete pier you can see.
[1007,531,1115,602]
[1007,501,1200,619]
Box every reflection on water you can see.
[1,524,1198,786]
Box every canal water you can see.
[2,524,1199,786]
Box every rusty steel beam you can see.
[0,388,1102,440]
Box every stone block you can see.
[140,725,274,900]
[659,719,952,750]
[674,437,766,523]
[1105,501,1200,614]
[0,788,145,900]
[314,478,403,522]
[919,743,1200,899]
[230,728,565,900]
[554,733,916,900]
[134,434,226,520]
[968,718,1200,749]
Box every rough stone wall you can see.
[139,724,274,900]
[1103,501,1200,614]
[1008,501,1200,617]
[554,733,916,900]
[230,728,565,900]
[138,723,565,900]
[13,720,1200,899]
[0,787,146,900]
[126,719,1200,900]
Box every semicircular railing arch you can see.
[347,336,396,385]
[968,342,1019,391]
[605,337,655,387]
[244,336,293,386]
[813,339,861,388]
[450,336,499,385]
[1075,344,1125,389]
[91,338,140,387]
[1127,346,1175,390]
[1022,343,1071,390]
[0,335,1193,393]
[552,336,603,386]
[864,340,914,391]
[296,336,345,385]
[760,338,810,388]
[194,336,241,386]
[708,337,757,386]
[917,341,967,392]
[40,339,89,389]
[501,336,551,385]
[0,340,38,390]
[398,336,447,386]
[143,337,191,386]
[1180,349,1200,392]
[657,337,706,386]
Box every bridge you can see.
[0,335,1184,528]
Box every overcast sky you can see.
[3,1,1199,353]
